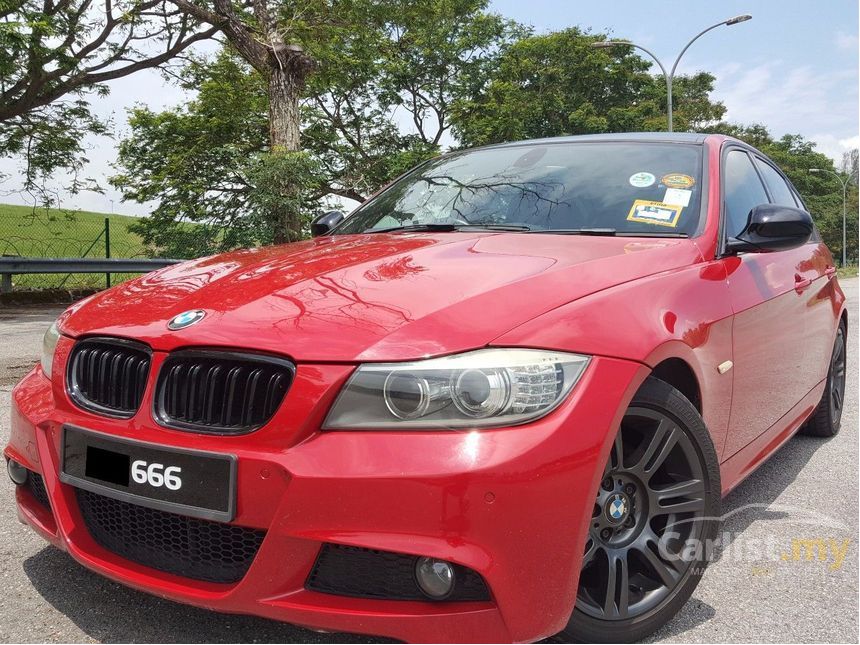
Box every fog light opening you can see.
[415,557,455,600]
[6,459,28,486]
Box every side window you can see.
[723,150,769,238]
[755,158,799,207]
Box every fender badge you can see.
[167,309,206,330]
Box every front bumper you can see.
[6,339,646,643]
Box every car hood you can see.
[59,232,701,362]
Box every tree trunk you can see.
[269,66,302,152]
[169,0,315,244]
[266,46,314,244]
[268,67,302,244]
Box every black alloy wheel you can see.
[577,406,706,621]
[803,322,848,438]
[561,377,720,643]
[828,325,847,426]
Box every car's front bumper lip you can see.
[7,351,647,643]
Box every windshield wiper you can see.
[529,227,618,236]
[527,228,689,238]
[365,223,532,234]
[363,224,687,238]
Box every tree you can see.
[840,148,858,178]
[160,1,286,151]
[0,0,216,199]
[450,27,726,146]
[163,0,376,242]
[158,0,522,242]
[371,0,523,147]
[113,1,520,255]
[835,147,858,264]
[111,51,269,257]
[304,0,520,199]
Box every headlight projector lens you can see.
[415,557,455,599]
[452,368,509,418]
[383,372,430,419]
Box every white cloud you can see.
[835,30,859,51]
[808,133,860,162]
[710,60,858,162]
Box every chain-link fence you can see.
[0,204,150,291]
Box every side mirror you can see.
[726,204,813,254]
[311,210,345,237]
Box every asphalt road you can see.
[0,281,857,644]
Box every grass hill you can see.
[0,203,146,259]
[0,203,149,290]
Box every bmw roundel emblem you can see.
[607,494,628,521]
[167,309,206,331]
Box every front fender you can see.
[492,260,735,457]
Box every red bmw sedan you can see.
[5,133,847,643]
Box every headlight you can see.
[324,348,590,429]
[40,321,60,379]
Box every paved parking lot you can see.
[0,281,857,643]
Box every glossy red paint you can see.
[9,352,646,643]
[5,133,846,643]
[57,232,702,362]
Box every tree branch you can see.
[0,1,220,122]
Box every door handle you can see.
[825,266,837,278]
[794,274,812,292]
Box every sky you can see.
[1,0,857,216]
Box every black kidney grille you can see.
[76,488,265,584]
[67,338,151,417]
[155,351,294,433]
[306,543,491,602]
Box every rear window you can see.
[755,158,799,208]
[336,142,705,236]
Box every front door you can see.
[720,147,822,458]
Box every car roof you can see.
[481,132,709,150]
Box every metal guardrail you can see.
[0,257,181,293]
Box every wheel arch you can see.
[648,357,702,412]
[640,340,708,409]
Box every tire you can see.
[802,321,847,438]
[558,377,721,644]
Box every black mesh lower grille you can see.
[306,544,490,601]
[27,471,50,508]
[76,488,265,584]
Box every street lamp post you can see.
[592,14,752,132]
[810,167,859,267]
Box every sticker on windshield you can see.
[629,172,656,188]
[661,173,695,189]
[663,188,692,207]
[627,200,682,228]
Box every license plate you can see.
[60,425,236,522]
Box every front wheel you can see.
[559,377,721,643]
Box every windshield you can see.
[334,142,705,236]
